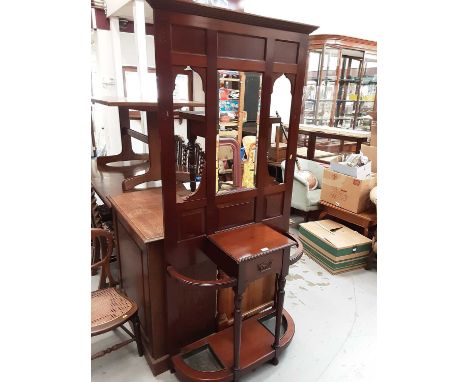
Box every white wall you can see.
[92,29,121,155]
[92,30,156,156]
[270,75,292,142]
[120,32,155,67]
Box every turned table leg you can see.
[272,274,286,365]
[233,288,243,381]
[319,210,328,220]
[364,226,369,238]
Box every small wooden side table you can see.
[167,223,303,382]
[207,224,295,381]
[319,200,377,238]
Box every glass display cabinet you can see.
[302,35,377,132]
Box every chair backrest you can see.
[182,142,205,177]
[175,135,186,166]
[91,187,103,229]
[219,137,242,188]
[91,228,117,290]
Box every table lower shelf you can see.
[172,308,295,382]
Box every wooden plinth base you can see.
[172,309,295,382]
[141,341,171,376]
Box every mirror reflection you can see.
[174,67,206,199]
[216,70,262,193]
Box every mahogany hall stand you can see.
[106,0,318,378]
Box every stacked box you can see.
[298,220,372,274]
[320,169,377,213]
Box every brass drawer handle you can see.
[257,260,272,273]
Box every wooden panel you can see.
[264,192,284,219]
[274,40,299,64]
[217,274,276,328]
[172,52,208,68]
[147,240,168,359]
[272,62,297,74]
[218,33,266,61]
[171,24,206,54]
[166,255,218,348]
[178,208,206,241]
[217,200,255,230]
[118,221,150,344]
[217,57,265,72]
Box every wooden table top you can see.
[91,96,205,111]
[178,110,282,125]
[109,188,164,243]
[208,223,294,263]
[91,159,152,207]
[295,124,371,139]
[320,200,377,223]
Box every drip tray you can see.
[182,344,225,372]
[258,313,288,338]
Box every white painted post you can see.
[133,0,149,151]
[109,17,125,97]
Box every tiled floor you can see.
[92,217,376,382]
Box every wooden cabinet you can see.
[302,35,377,132]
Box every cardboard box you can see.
[370,121,377,146]
[298,220,372,274]
[361,145,377,173]
[320,168,377,213]
[330,159,372,180]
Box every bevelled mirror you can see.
[216,70,262,193]
[173,67,206,199]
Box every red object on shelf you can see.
[219,87,229,100]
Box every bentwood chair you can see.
[91,228,143,360]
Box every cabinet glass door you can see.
[334,49,364,129]
[302,49,321,124]
[356,53,377,131]
[316,47,339,126]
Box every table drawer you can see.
[242,251,283,283]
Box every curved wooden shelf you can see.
[171,309,295,382]
[167,266,237,289]
[284,232,304,265]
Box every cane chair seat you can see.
[91,288,138,336]
[91,228,143,360]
